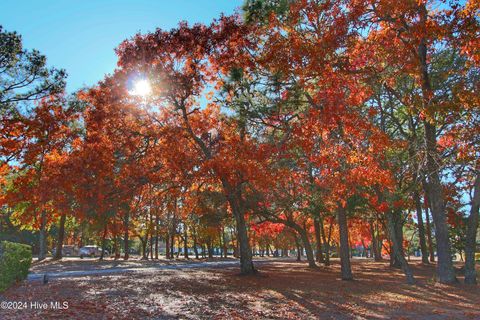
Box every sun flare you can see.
[130,79,151,97]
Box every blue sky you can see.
[0,0,242,93]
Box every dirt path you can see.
[27,258,278,281]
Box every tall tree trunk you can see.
[414,191,429,264]
[423,123,456,283]
[387,211,415,284]
[465,174,480,285]
[123,211,129,260]
[53,213,66,260]
[337,203,353,280]
[314,218,324,263]
[418,4,456,284]
[38,210,47,261]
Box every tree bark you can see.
[424,200,435,262]
[123,211,129,260]
[99,224,108,260]
[387,211,415,284]
[423,123,457,283]
[155,215,159,259]
[465,173,480,284]
[207,240,213,259]
[183,224,189,259]
[314,218,324,263]
[192,227,199,259]
[53,213,66,260]
[226,185,255,274]
[166,233,171,259]
[389,210,404,269]
[38,210,47,261]
[295,235,301,261]
[337,203,353,280]
[222,227,228,258]
[140,236,147,260]
[370,220,382,261]
[114,233,120,259]
[296,226,316,268]
[170,233,175,259]
[320,217,332,266]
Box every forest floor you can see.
[1,258,479,320]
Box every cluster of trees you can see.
[1,0,479,285]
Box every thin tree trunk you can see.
[123,211,129,260]
[114,233,120,260]
[155,215,159,259]
[337,203,353,280]
[99,224,108,260]
[414,191,429,264]
[192,227,199,259]
[222,227,228,258]
[53,213,67,260]
[140,236,147,260]
[166,233,171,259]
[183,224,189,259]
[320,217,332,266]
[170,233,174,259]
[424,199,435,262]
[38,210,47,261]
[207,240,213,259]
[295,235,301,261]
[465,174,480,284]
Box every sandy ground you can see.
[1,259,479,320]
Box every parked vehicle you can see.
[52,245,78,257]
[79,245,108,258]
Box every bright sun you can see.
[130,79,151,97]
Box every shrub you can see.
[0,241,32,292]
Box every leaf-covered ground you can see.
[2,259,479,319]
